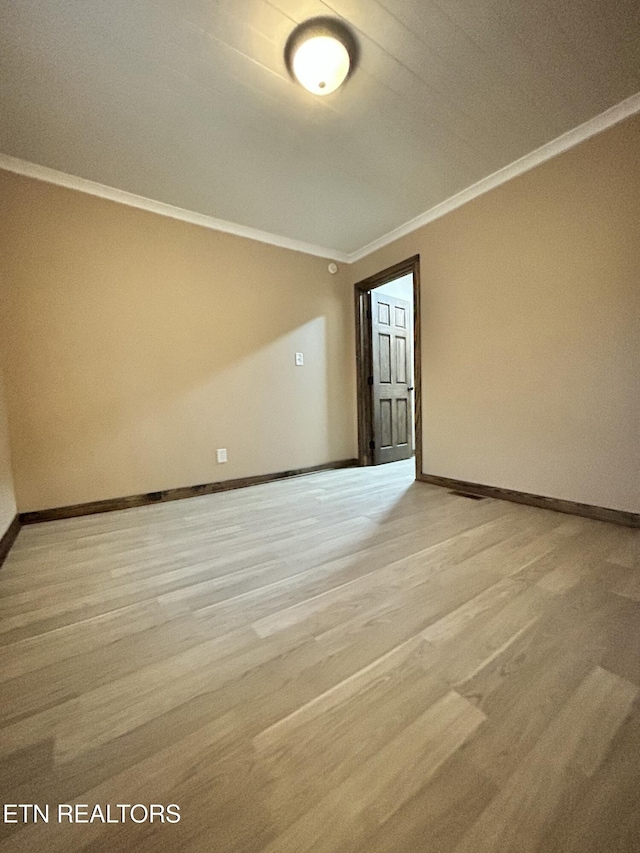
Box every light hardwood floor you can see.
[1,460,639,852]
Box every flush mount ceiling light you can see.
[285,18,358,96]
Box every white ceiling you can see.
[1,0,639,255]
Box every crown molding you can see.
[347,91,640,264]
[1,92,638,267]
[0,154,349,263]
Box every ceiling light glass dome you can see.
[285,18,358,97]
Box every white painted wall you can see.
[375,273,413,303]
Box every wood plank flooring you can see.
[1,459,639,852]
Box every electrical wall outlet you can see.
[216,448,227,463]
[295,352,304,366]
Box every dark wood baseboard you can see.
[0,515,21,568]
[20,459,359,524]
[418,473,640,529]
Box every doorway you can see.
[354,255,422,478]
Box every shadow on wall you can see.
[132,318,333,486]
[0,172,357,511]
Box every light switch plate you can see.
[295,352,304,366]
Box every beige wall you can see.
[350,114,640,513]
[0,173,357,512]
[0,369,17,536]
[1,114,638,517]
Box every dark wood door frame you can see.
[354,255,422,477]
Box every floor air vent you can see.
[449,490,486,500]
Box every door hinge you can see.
[369,440,375,450]
[367,376,374,386]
